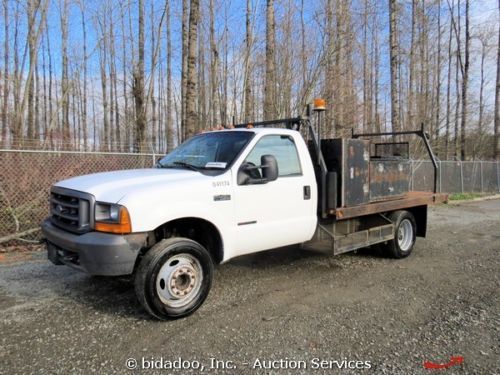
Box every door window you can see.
[244,135,302,177]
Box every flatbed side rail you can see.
[335,192,448,220]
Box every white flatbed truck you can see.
[42,103,447,319]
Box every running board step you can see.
[333,224,394,255]
[302,223,394,255]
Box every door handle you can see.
[303,185,311,200]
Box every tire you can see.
[379,210,417,259]
[134,237,214,320]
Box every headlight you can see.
[94,202,132,234]
[95,203,121,222]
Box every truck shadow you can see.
[37,246,382,319]
[227,244,382,270]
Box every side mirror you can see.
[237,154,279,185]
[261,154,278,182]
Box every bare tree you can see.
[166,0,175,150]
[60,0,70,149]
[184,0,200,139]
[79,1,88,150]
[27,0,38,141]
[98,15,109,151]
[495,0,500,160]
[1,0,9,147]
[109,8,120,151]
[243,0,253,122]
[263,0,276,120]
[133,0,145,151]
[435,0,442,145]
[324,0,334,136]
[209,0,220,126]
[460,0,469,160]
[389,0,400,133]
[180,0,189,139]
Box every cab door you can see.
[232,134,316,256]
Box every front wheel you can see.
[379,210,417,259]
[134,238,214,320]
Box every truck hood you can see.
[55,168,205,203]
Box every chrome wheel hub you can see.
[397,219,413,252]
[156,253,203,308]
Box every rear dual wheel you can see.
[134,238,214,320]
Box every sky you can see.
[0,0,498,122]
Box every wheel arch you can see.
[145,217,224,265]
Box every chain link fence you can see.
[1,150,499,247]
[0,149,156,246]
[410,160,500,194]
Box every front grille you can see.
[50,187,94,233]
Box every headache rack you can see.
[234,117,305,131]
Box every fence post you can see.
[152,151,156,167]
[439,160,442,193]
[460,161,464,194]
[497,161,500,193]
[410,160,414,191]
[480,161,483,193]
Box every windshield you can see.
[158,131,254,170]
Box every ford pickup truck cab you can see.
[43,128,319,319]
[43,111,446,320]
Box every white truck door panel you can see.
[232,134,316,256]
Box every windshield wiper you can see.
[171,161,202,171]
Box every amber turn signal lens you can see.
[95,207,132,234]
[313,98,326,111]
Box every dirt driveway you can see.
[0,200,499,374]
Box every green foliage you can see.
[448,193,482,201]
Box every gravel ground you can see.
[0,199,499,374]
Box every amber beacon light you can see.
[313,98,326,112]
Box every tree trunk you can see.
[263,0,276,120]
[1,0,9,148]
[184,0,200,139]
[460,0,469,160]
[98,30,109,151]
[495,0,500,160]
[389,0,400,133]
[325,0,334,136]
[197,21,206,132]
[27,0,37,142]
[109,13,120,151]
[373,3,381,133]
[12,2,20,146]
[166,0,174,150]
[80,3,88,150]
[243,0,252,122]
[46,19,54,148]
[435,0,442,150]
[121,3,130,151]
[454,0,461,159]
[478,40,485,135]
[209,0,220,126]
[444,0,454,159]
[133,0,146,151]
[150,2,156,151]
[60,0,70,149]
[180,0,189,140]
[408,0,416,131]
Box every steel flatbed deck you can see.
[333,191,448,220]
